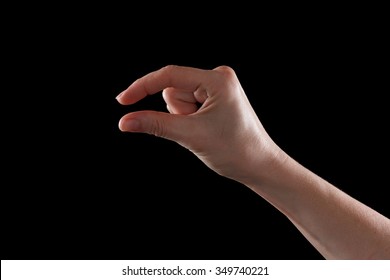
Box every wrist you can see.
[236,143,290,189]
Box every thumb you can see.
[118,111,192,143]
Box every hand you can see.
[116,65,284,185]
[116,65,390,259]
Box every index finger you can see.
[116,65,213,105]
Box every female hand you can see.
[116,65,283,185]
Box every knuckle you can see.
[214,65,238,85]
[150,118,166,138]
[214,65,236,77]
[161,64,179,74]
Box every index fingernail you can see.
[116,91,124,100]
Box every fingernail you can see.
[121,119,140,132]
[115,92,123,100]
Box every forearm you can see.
[116,65,390,259]
[245,151,390,259]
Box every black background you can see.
[2,5,389,260]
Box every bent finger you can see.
[163,88,198,115]
[116,65,214,105]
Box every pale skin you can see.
[116,65,390,259]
